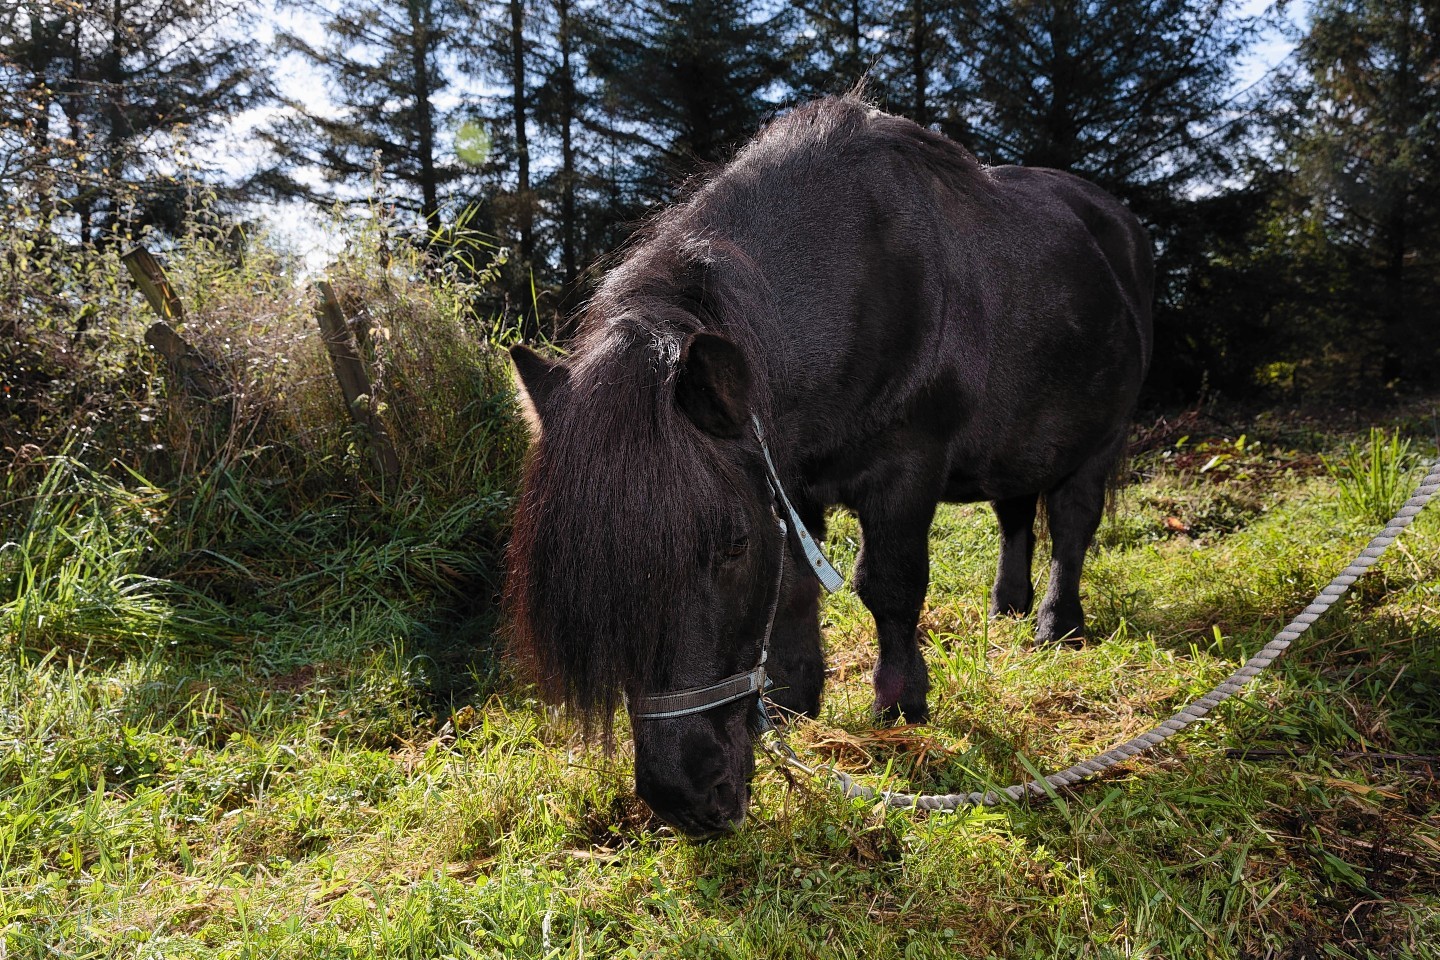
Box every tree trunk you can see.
[510,0,533,265]
[557,0,577,289]
[1380,201,1407,383]
[909,0,928,126]
[1032,3,1078,171]
[96,0,128,244]
[1378,8,1415,384]
[26,13,57,242]
[848,0,863,78]
[410,0,440,238]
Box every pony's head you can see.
[504,323,784,836]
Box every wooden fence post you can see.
[121,245,184,321]
[122,244,224,400]
[315,280,401,484]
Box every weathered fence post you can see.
[314,280,401,485]
[122,244,224,400]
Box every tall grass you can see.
[0,454,206,654]
[1322,427,1420,526]
[1,206,525,672]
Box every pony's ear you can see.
[510,344,568,437]
[675,332,751,439]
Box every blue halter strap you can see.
[751,415,844,593]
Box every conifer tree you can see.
[1288,0,1440,383]
[786,0,880,99]
[458,0,542,269]
[953,0,1255,205]
[260,0,465,236]
[0,0,262,242]
[876,0,961,130]
[584,0,788,202]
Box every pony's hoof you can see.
[1035,627,1087,647]
[1036,609,1087,646]
[874,700,929,726]
[989,587,1034,618]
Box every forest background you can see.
[4,0,1438,405]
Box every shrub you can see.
[1,208,524,668]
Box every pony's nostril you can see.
[706,781,750,830]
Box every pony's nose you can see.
[704,780,744,826]
[639,773,748,837]
[691,777,747,835]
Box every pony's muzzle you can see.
[632,712,755,837]
[636,762,751,837]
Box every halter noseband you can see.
[630,415,842,722]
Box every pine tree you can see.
[0,0,262,243]
[458,0,543,271]
[1289,0,1440,383]
[543,0,581,286]
[953,0,1255,205]
[260,0,467,236]
[787,0,880,100]
[876,0,962,130]
[584,0,789,202]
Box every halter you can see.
[630,415,843,722]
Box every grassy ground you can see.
[3,400,1438,959]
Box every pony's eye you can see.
[723,537,750,559]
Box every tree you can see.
[260,0,467,236]
[1287,0,1440,384]
[786,0,881,100]
[585,0,789,202]
[953,0,1257,207]
[0,0,262,243]
[543,0,580,286]
[877,0,962,130]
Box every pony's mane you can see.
[503,245,776,730]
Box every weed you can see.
[1324,428,1422,527]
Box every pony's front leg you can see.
[853,498,938,725]
[764,564,824,720]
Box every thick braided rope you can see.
[775,458,1440,812]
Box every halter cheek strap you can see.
[752,415,845,593]
[630,416,842,722]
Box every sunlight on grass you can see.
[1323,427,1425,527]
[2,408,1438,958]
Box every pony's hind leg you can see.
[1036,439,1122,643]
[990,494,1038,616]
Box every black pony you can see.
[505,97,1153,836]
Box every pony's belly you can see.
[941,471,1061,504]
[941,444,1096,503]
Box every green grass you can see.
[3,404,1439,959]
[1324,428,1424,527]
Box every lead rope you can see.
[760,457,1440,811]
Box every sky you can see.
[209,0,1306,273]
